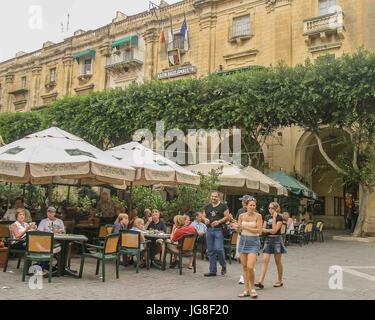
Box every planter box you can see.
[0,247,8,268]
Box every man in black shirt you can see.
[203,191,230,276]
[145,209,167,261]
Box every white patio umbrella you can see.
[106,142,200,186]
[0,127,136,186]
[186,160,287,195]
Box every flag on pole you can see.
[168,29,174,50]
[180,15,189,51]
[160,29,167,57]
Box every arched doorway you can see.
[295,129,348,229]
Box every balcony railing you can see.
[303,11,344,36]
[106,49,144,70]
[8,82,29,95]
[229,24,252,42]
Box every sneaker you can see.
[238,275,244,284]
[221,267,227,276]
[204,272,217,277]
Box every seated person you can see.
[130,218,147,267]
[189,212,207,268]
[191,212,207,236]
[144,208,152,222]
[128,208,139,229]
[3,198,32,223]
[166,215,197,268]
[112,213,129,234]
[145,209,167,262]
[183,214,191,226]
[97,192,116,224]
[10,209,37,248]
[36,206,64,274]
[38,207,65,234]
[283,212,294,235]
[145,209,167,232]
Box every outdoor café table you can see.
[144,233,171,270]
[54,234,88,278]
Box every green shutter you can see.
[111,35,138,47]
[72,49,96,60]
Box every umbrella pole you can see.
[128,182,133,214]
[67,186,71,204]
[47,185,53,205]
[7,183,12,210]
[22,184,26,200]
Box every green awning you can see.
[268,171,317,199]
[112,35,138,47]
[72,49,96,60]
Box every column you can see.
[62,56,74,97]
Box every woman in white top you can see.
[10,209,37,247]
[283,212,295,235]
[236,198,263,298]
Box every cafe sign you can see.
[157,65,197,80]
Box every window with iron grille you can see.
[173,33,185,50]
[319,0,336,15]
[49,68,56,83]
[232,15,251,38]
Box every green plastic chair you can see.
[22,231,54,283]
[119,230,149,273]
[78,233,120,282]
[1,223,26,272]
[224,231,238,264]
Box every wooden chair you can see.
[304,222,314,244]
[165,234,198,275]
[224,231,238,264]
[94,224,113,245]
[78,233,120,282]
[22,231,54,283]
[2,224,26,272]
[119,230,149,273]
[314,221,324,242]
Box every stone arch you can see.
[294,128,348,228]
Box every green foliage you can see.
[169,170,220,214]
[0,183,23,204]
[0,111,44,144]
[132,186,169,218]
[77,196,96,215]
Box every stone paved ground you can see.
[1,231,374,300]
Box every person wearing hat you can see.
[236,195,253,220]
[37,206,65,234]
[36,206,64,275]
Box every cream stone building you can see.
[0,0,375,232]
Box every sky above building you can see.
[0,0,180,62]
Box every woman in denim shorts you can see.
[255,202,287,289]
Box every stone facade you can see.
[0,0,374,232]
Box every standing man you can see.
[203,191,230,277]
